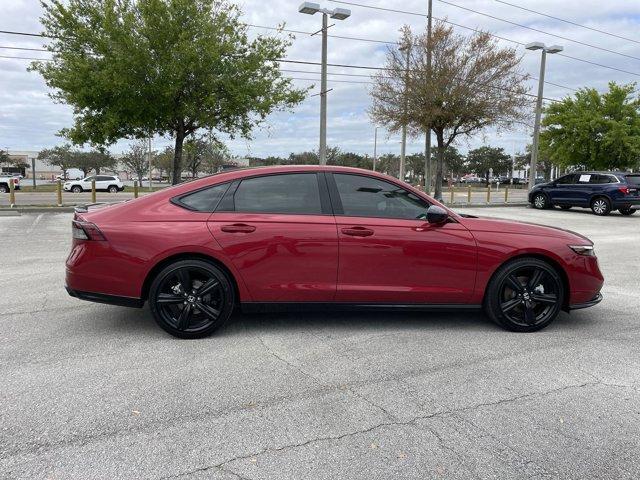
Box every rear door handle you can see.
[221,223,256,233]
[341,226,374,237]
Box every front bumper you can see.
[569,292,603,310]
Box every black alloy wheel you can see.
[149,259,234,338]
[532,193,548,209]
[485,258,564,332]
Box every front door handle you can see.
[341,226,374,237]
[221,223,256,233]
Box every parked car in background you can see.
[64,175,124,193]
[0,174,20,193]
[460,175,483,184]
[66,165,603,339]
[56,168,84,181]
[529,171,640,215]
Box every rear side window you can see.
[333,173,428,219]
[176,183,230,212]
[232,173,322,214]
[624,175,640,187]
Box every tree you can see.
[0,149,9,166]
[466,146,512,183]
[72,149,117,176]
[154,147,175,182]
[540,82,640,171]
[33,0,307,185]
[370,22,530,200]
[37,145,75,179]
[122,142,150,184]
[438,146,466,178]
[202,141,231,174]
[182,137,208,178]
[288,151,319,165]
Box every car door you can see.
[207,172,338,302]
[81,176,94,190]
[547,174,576,205]
[327,172,477,304]
[96,175,111,190]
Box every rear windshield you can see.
[624,175,640,186]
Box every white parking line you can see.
[26,213,44,234]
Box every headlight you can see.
[569,245,595,256]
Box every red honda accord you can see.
[66,166,603,338]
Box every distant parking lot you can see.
[1,207,638,479]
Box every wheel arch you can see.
[140,252,242,304]
[483,252,571,311]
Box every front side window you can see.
[555,174,576,185]
[333,173,428,220]
[232,173,322,214]
[176,183,230,212]
[83,176,94,182]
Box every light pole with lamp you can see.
[298,2,351,165]
[525,42,563,190]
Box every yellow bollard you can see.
[504,186,509,203]
[133,180,139,198]
[467,185,472,204]
[450,186,454,204]
[56,179,62,206]
[9,177,15,207]
[91,178,96,203]
[486,185,491,204]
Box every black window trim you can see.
[325,171,432,220]
[215,171,333,216]
[171,181,232,212]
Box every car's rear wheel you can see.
[619,207,636,216]
[72,185,83,193]
[149,259,235,339]
[590,197,611,216]
[484,258,564,332]
[108,185,118,193]
[0,184,7,193]
[532,193,549,209]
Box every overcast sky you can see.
[1,0,640,158]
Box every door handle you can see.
[221,223,256,233]
[341,226,374,237]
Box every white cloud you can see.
[1,0,639,157]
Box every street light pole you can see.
[373,126,378,171]
[298,2,351,166]
[399,43,411,181]
[526,42,563,190]
[425,0,433,193]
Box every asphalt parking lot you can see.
[1,207,639,479]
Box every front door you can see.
[327,173,477,304]
[207,172,338,302]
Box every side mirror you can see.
[427,205,449,224]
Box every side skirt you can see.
[241,302,482,314]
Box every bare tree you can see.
[370,23,531,200]
[121,141,149,184]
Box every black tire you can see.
[560,205,572,210]
[531,192,549,209]
[149,259,235,339]
[72,185,83,193]
[0,184,7,193]
[484,257,564,332]
[590,197,611,216]
[619,207,636,216]
[108,185,118,193]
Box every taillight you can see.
[618,186,630,195]
[72,220,106,241]
[12,178,18,184]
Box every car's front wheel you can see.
[71,185,83,193]
[108,185,118,193]
[590,197,611,216]
[484,258,564,332]
[619,207,636,216]
[149,259,235,339]
[532,193,549,209]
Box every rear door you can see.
[207,172,338,302]
[96,176,112,190]
[328,172,477,304]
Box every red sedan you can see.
[66,166,603,338]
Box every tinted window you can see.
[556,174,576,185]
[334,174,428,220]
[590,174,616,184]
[178,183,230,212]
[624,175,640,187]
[233,173,322,214]
[96,176,113,182]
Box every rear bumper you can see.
[66,286,143,308]
[612,199,640,209]
[569,292,602,310]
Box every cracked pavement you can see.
[1,207,639,479]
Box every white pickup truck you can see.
[0,174,20,193]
